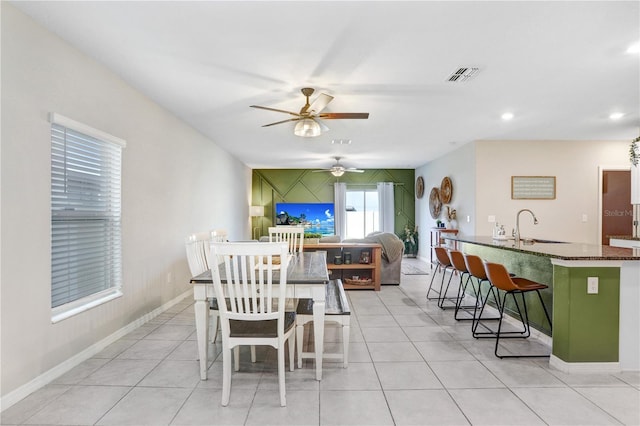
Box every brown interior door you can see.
[602,170,632,245]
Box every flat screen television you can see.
[274,202,335,236]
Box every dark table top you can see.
[190,251,330,284]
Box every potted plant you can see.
[631,135,640,205]
[399,226,419,257]
[304,232,322,245]
[630,135,639,166]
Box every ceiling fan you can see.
[250,88,369,137]
[312,157,365,177]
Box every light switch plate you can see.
[587,277,598,294]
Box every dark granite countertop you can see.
[608,235,640,241]
[443,235,640,261]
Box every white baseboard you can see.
[550,355,620,373]
[0,289,192,412]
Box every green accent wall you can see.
[552,265,620,363]
[252,169,415,238]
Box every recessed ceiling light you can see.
[501,112,514,121]
[609,112,625,120]
[626,41,640,54]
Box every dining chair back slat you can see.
[185,232,211,276]
[268,226,304,254]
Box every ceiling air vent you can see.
[447,67,480,82]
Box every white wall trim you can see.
[0,290,192,412]
[49,112,127,148]
[550,258,625,268]
[549,355,620,373]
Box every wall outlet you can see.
[582,214,588,223]
[466,215,471,223]
[488,215,496,223]
[587,276,598,294]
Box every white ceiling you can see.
[11,1,640,170]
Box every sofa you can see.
[341,232,404,285]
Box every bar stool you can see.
[427,246,456,309]
[447,249,477,319]
[463,253,502,336]
[482,261,553,358]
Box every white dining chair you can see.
[210,241,296,407]
[186,232,222,344]
[186,230,257,359]
[185,232,211,277]
[268,225,305,254]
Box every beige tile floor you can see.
[2,258,639,425]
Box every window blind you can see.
[51,116,125,310]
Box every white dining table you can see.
[190,251,330,380]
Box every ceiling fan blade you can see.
[250,105,301,117]
[307,93,334,114]
[317,112,370,119]
[311,169,332,173]
[261,117,302,127]
[345,169,365,173]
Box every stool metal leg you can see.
[426,263,443,300]
[494,290,552,358]
[472,284,503,337]
[437,267,457,309]
[454,272,483,320]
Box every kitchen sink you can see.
[522,238,567,244]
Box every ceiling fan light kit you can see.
[251,88,369,138]
[312,156,365,177]
[294,118,321,137]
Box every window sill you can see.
[52,288,123,323]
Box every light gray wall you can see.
[415,142,476,261]
[1,4,250,400]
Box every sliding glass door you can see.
[345,189,379,239]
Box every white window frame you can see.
[50,113,126,323]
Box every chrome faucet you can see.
[514,209,539,243]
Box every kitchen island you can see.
[442,235,640,372]
[609,235,640,249]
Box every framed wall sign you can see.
[511,176,556,200]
